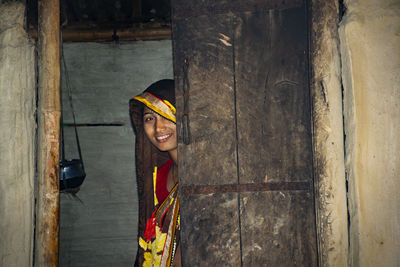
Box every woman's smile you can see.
[143,107,177,152]
[156,133,173,143]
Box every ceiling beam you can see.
[28,22,171,42]
[29,26,171,42]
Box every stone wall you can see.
[340,0,400,266]
[0,2,36,266]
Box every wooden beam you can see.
[29,27,171,42]
[35,0,61,266]
[132,0,142,18]
[310,1,349,266]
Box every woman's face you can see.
[143,106,177,152]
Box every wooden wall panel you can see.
[233,7,317,265]
[173,15,237,186]
[234,7,312,184]
[240,191,317,266]
[172,0,302,17]
[172,0,317,265]
[180,193,241,266]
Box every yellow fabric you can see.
[142,227,167,267]
[141,167,179,267]
[142,166,172,267]
[163,100,176,114]
[155,226,167,252]
[146,226,165,267]
[143,253,153,267]
[153,167,158,206]
[139,237,149,250]
[133,94,176,123]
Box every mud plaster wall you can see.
[0,2,36,266]
[340,0,400,266]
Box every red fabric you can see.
[143,160,172,242]
[144,211,156,241]
[156,160,172,204]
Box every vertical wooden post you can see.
[35,0,60,266]
[310,1,349,266]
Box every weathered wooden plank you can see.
[29,27,171,42]
[35,0,61,266]
[240,191,317,266]
[172,0,303,18]
[180,193,241,266]
[234,6,313,184]
[310,1,349,265]
[233,4,318,266]
[181,182,310,195]
[173,14,237,186]
[172,1,318,266]
[172,11,241,265]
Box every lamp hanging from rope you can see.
[59,44,86,193]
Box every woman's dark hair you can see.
[128,79,175,266]
[142,79,175,106]
[129,79,175,134]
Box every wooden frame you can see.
[35,0,61,265]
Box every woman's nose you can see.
[155,117,166,132]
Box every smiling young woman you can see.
[130,79,181,267]
[143,107,178,164]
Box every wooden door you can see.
[172,0,318,266]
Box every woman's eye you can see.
[144,116,154,122]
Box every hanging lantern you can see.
[60,47,86,193]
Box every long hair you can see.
[129,79,175,266]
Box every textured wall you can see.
[59,41,173,267]
[340,0,400,266]
[0,2,36,267]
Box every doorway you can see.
[59,41,173,266]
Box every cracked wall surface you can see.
[340,0,400,266]
[0,2,36,266]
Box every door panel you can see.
[173,14,237,186]
[180,193,241,265]
[172,1,317,266]
[240,191,316,265]
[234,8,313,184]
